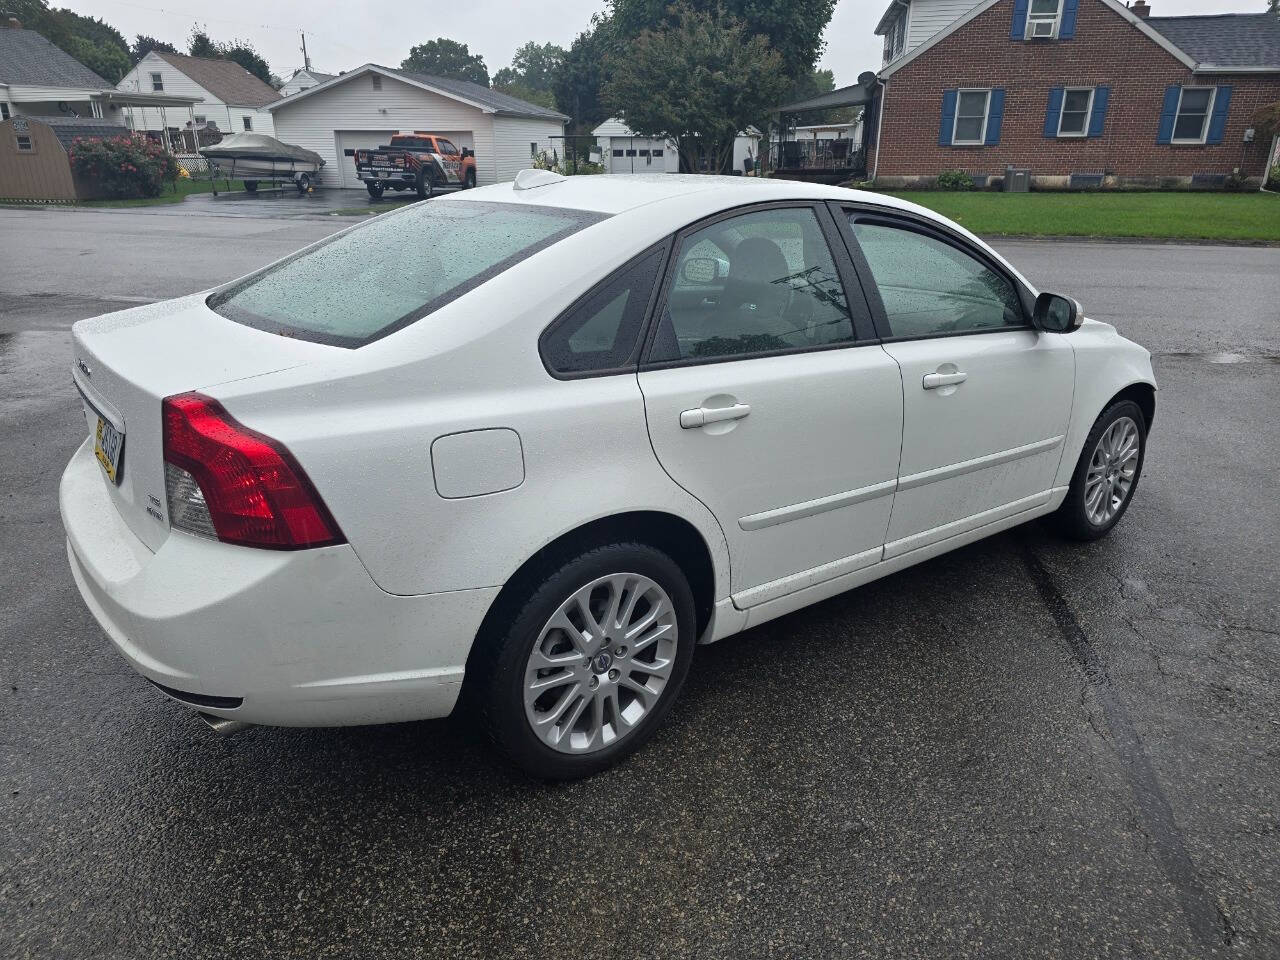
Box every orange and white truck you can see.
[353,132,476,199]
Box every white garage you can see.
[269,64,566,189]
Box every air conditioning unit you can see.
[1029,19,1058,38]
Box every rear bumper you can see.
[60,438,498,727]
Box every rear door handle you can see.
[922,371,968,390]
[680,403,751,429]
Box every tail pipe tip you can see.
[197,712,252,737]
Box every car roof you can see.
[458,173,924,218]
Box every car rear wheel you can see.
[464,169,476,189]
[1052,399,1146,541]
[365,181,384,199]
[415,169,434,200]
[471,542,696,780]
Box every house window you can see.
[371,74,382,91]
[1026,0,1062,38]
[530,141,539,156]
[242,116,253,131]
[1173,87,1215,143]
[1,102,9,120]
[150,72,163,92]
[1058,88,1094,136]
[16,134,32,151]
[953,90,991,145]
[194,115,206,124]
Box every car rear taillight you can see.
[162,392,344,550]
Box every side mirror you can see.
[681,257,719,284]
[1033,292,1084,333]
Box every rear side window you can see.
[209,200,605,347]
[540,244,668,376]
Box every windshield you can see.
[208,200,605,347]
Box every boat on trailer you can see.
[199,133,325,195]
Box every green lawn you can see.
[884,190,1280,243]
[79,176,247,208]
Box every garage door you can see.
[334,131,397,189]
[609,138,667,175]
[334,129,476,189]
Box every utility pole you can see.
[300,32,311,72]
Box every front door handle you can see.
[922,371,968,390]
[680,403,751,429]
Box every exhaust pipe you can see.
[197,712,252,737]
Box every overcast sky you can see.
[71,0,1263,88]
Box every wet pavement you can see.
[1,208,1278,959]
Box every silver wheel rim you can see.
[1084,416,1140,525]
[523,573,678,755]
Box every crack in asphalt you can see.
[1019,541,1235,950]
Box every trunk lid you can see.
[70,293,336,552]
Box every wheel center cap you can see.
[592,651,614,673]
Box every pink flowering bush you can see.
[69,135,179,198]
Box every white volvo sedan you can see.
[61,172,1154,779]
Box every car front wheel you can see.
[471,542,696,780]
[1053,399,1147,540]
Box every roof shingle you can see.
[0,28,114,89]
[382,66,568,120]
[1147,13,1280,70]
[152,51,282,107]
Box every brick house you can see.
[868,0,1280,188]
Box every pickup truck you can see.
[353,132,476,199]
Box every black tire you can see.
[469,541,697,781]
[242,180,258,193]
[415,168,434,199]
[365,181,384,199]
[464,169,476,189]
[1051,398,1147,541]
[296,173,311,194]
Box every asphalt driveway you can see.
[1,207,1277,959]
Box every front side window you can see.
[541,245,667,375]
[150,72,163,92]
[438,139,457,155]
[851,220,1023,338]
[1058,87,1094,136]
[1026,0,1062,36]
[953,90,991,145]
[1173,87,1214,143]
[209,200,606,347]
[650,207,855,363]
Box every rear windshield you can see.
[208,200,605,347]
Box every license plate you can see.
[94,415,125,486]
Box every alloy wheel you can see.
[1084,416,1140,525]
[523,573,678,754]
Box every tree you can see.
[608,0,836,84]
[553,22,614,133]
[187,26,218,58]
[1270,0,1278,15]
[401,38,489,85]
[781,67,859,125]
[220,39,273,85]
[7,0,132,83]
[603,3,787,173]
[494,41,564,93]
[131,34,176,62]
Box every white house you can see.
[118,51,281,142]
[278,68,336,97]
[592,118,762,175]
[876,0,982,66]
[268,64,567,189]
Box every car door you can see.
[835,206,1074,558]
[637,203,903,607]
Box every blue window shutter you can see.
[1011,0,1028,39]
[1157,85,1180,144]
[985,89,1005,146]
[940,90,957,146]
[1060,0,1079,38]
[1044,87,1065,137]
[1206,85,1232,144]
[1088,86,1110,137]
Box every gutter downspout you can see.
[871,77,888,184]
